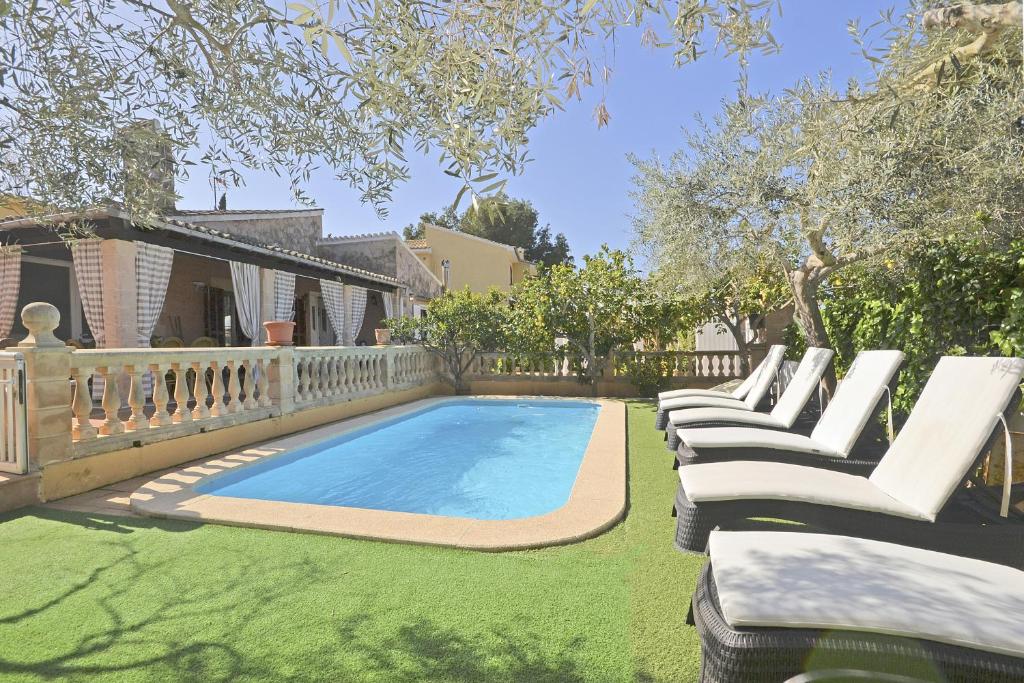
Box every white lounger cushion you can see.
[679,355,1024,522]
[677,350,906,458]
[680,426,843,458]
[660,395,752,413]
[869,355,1024,519]
[709,530,1024,658]
[658,387,738,401]
[658,345,786,403]
[667,407,783,429]
[668,346,834,429]
[680,460,929,520]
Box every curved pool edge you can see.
[129,396,626,551]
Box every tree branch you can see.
[913,1,1022,89]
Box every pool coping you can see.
[130,396,626,551]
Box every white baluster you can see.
[327,355,339,396]
[191,361,211,419]
[209,361,227,416]
[226,359,243,414]
[242,359,257,410]
[125,366,149,430]
[173,363,193,423]
[71,366,97,441]
[98,366,124,436]
[150,364,173,427]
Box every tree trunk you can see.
[787,269,838,398]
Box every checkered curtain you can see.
[229,261,262,346]
[350,286,367,342]
[71,239,106,347]
[274,271,296,321]
[135,243,174,346]
[0,247,22,339]
[320,279,345,342]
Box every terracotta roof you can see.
[172,208,322,216]
[318,231,398,243]
[404,239,429,249]
[0,206,398,287]
[156,217,397,285]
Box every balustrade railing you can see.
[68,345,439,446]
[293,345,435,405]
[469,350,745,381]
[69,347,276,444]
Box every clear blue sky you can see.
[176,1,906,260]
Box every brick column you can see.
[100,239,138,349]
[258,267,276,344]
[342,284,354,346]
[17,303,73,469]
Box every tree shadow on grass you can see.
[329,613,591,682]
[4,505,203,535]
[0,512,330,682]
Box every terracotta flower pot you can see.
[374,328,392,345]
[263,320,296,346]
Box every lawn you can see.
[0,401,705,682]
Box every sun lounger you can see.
[690,530,1024,683]
[673,355,1024,556]
[654,345,786,431]
[665,347,834,451]
[674,350,904,474]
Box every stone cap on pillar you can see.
[18,302,64,348]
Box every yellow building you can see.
[406,223,536,293]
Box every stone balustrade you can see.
[292,345,436,406]
[69,347,277,445]
[470,350,746,380]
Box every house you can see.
[0,205,410,350]
[316,232,443,320]
[694,305,794,351]
[404,223,536,293]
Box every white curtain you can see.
[135,243,174,346]
[381,290,394,319]
[0,247,22,339]
[350,286,367,342]
[320,279,345,342]
[72,240,106,347]
[274,271,296,321]
[229,261,262,346]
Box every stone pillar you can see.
[342,284,354,346]
[258,268,276,344]
[18,303,73,469]
[100,239,138,349]
[266,346,295,413]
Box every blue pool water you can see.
[195,399,602,520]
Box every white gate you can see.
[0,352,27,474]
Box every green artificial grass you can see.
[0,401,705,682]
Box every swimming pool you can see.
[194,398,602,520]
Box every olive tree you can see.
[0,0,785,222]
[632,3,1023,391]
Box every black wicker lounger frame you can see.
[673,482,1024,567]
[688,563,1024,683]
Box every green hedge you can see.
[818,237,1024,417]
